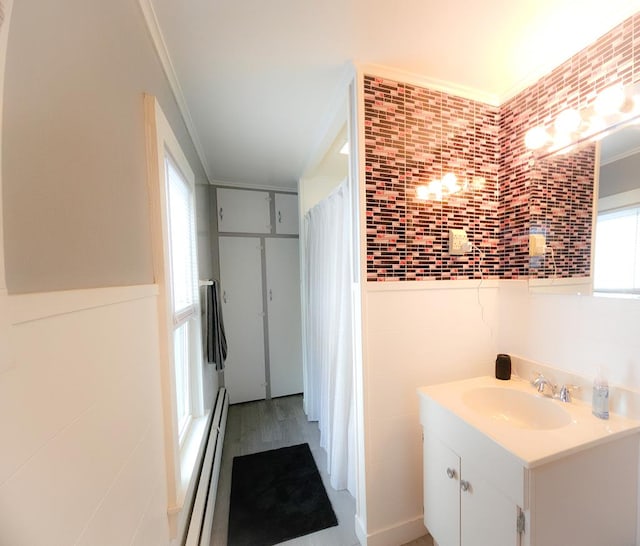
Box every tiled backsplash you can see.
[364,12,640,282]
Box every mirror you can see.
[528,118,640,297]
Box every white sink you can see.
[418,376,640,467]
[461,386,571,430]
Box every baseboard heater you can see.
[184,387,229,546]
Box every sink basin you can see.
[462,387,572,430]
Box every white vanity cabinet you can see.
[419,377,640,546]
[422,423,522,546]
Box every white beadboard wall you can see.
[361,282,500,545]
[0,287,172,546]
[498,281,640,390]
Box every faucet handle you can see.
[558,384,580,403]
[530,372,544,386]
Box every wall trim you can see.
[9,284,159,325]
[136,0,212,183]
[356,62,500,107]
[209,178,297,193]
[366,279,500,293]
[355,514,368,546]
[364,515,427,546]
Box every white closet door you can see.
[217,188,271,233]
[219,236,266,403]
[265,238,303,397]
[274,193,299,235]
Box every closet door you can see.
[219,236,266,403]
[217,188,271,233]
[274,193,299,235]
[265,238,303,397]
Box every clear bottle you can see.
[592,367,609,420]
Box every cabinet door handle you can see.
[278,210,282,223]
[223,290,227,304]
[460,480,470,492]
[269,289,273,301]
[446,467,456,479]
[219,207,224,222]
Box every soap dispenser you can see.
[592,367,609,420]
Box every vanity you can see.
[418,376,640,546]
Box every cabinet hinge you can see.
[517,509,525,535]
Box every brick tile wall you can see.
[363,12,640,282]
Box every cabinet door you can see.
[218,236,266,403]
[265,238,303,397]
[217,188,271,233]
[274,193,299,235]
[460,459,519,546]
[423,431,461,546]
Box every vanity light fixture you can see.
[524,82,640,155]
[416,173,470,201]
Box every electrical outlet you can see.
[449,229,470,255]
[529,234,546,256]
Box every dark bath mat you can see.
[227,443,338,546]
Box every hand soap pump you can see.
[592,367,609,420]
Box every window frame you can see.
[144,94,206,535]
[594,189,640,295]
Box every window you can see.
[144,95,206,533]
[165,153,199,441]
[593,206,640,294]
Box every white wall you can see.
[498,280,640,390]
[2,0,209,294]
[599,152,640,197]
[300,173,346,214]
[361,282,500,545]
[0,1,218,544]
[361,279,640,545]
[0,287,172,546]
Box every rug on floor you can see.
[227,442,338,546]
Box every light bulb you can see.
[471,176,486,190]
[416,185,429,200]
[427,180,443,201]
[524,126,550,150]
[442,173,460,193]
[554,108,581,134]
[594,85,625,117]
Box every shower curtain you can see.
[303,180,355,495]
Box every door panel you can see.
[274,193,299,235]
[265,238,303,397]
[461,459,519,546]
[219,236,266,403]
[423,431,461,546]
[217,188,271,233]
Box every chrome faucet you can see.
[532,373,557,397]
[558,384,580,403]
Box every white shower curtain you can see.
[303,180,355,495]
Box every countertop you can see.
[418,375,640,468]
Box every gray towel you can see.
[206,280,227,369]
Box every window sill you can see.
[167,412,211,529]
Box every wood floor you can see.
[207,394,433,546]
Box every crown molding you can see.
[137,0,212,183]
[355,62,501,107]
[209,179,297,193]
[600,144,640,167]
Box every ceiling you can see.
[148,0,640,190]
